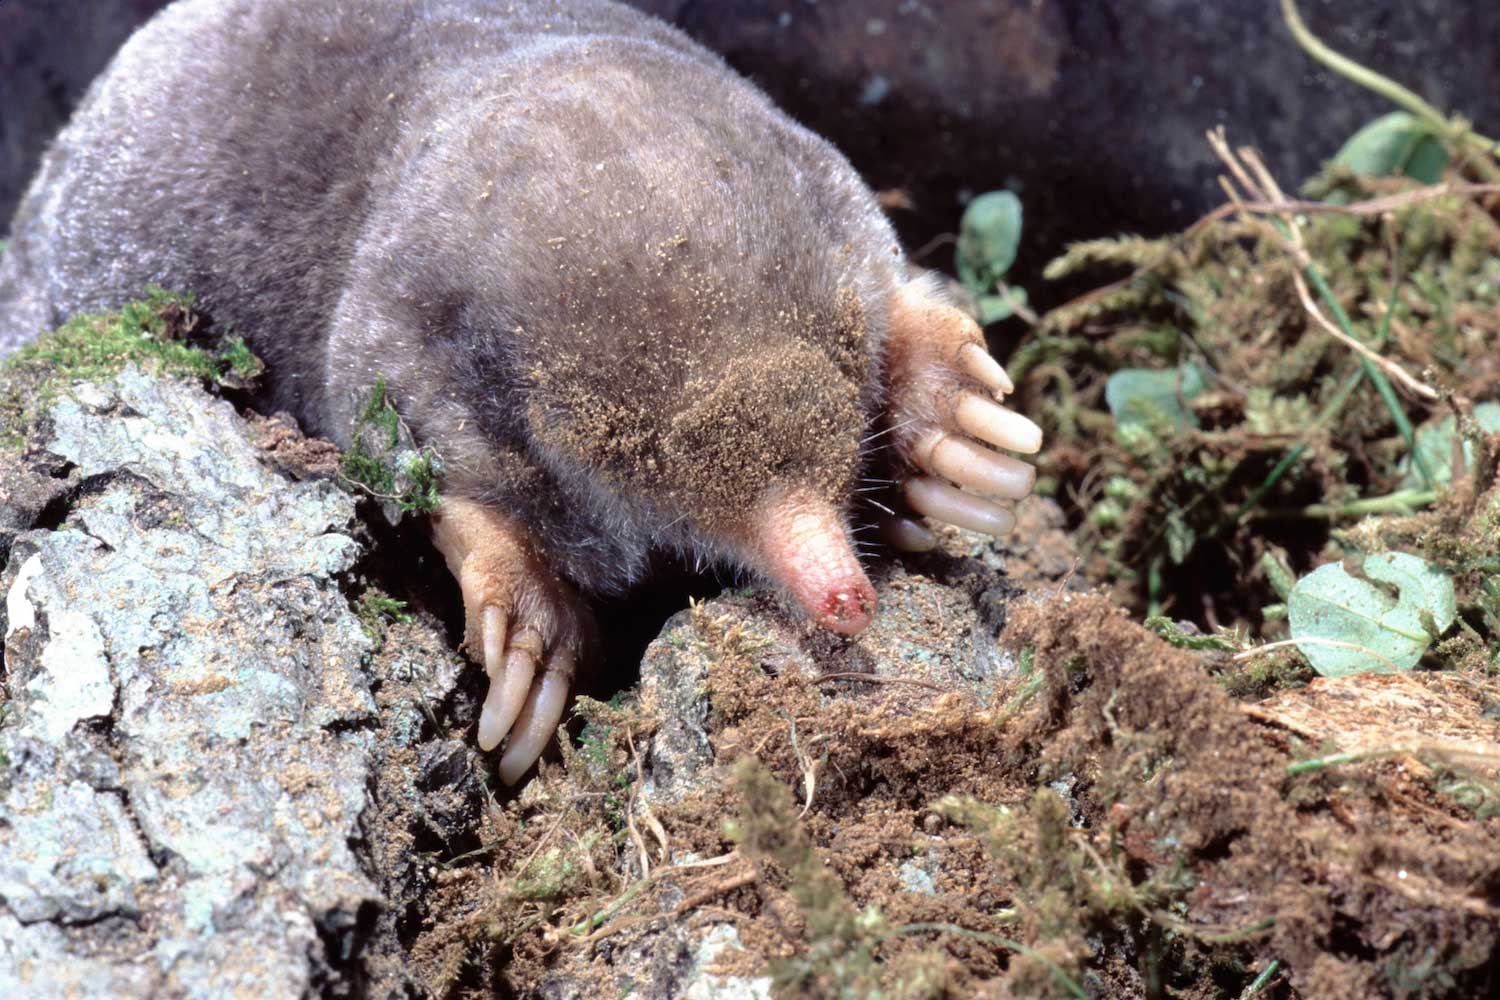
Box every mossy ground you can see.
[1016,167,1500,648]
[403,575,1495,999]
[6,84,1495,1000]
[0,286,260,447]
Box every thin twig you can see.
[1289,267,1437,399]
[1187,182,1500,236]
[1208,134,1441,417]
[672,870,758,916]
[1238,144,1437,402]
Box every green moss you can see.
[511,835,602,901]
[936,789,1193,996]
[219,337,264,380]
[1143,616,1244,652]
[566,694,638,833]
[338,377,442,515]
[0,286,260,447]
[354,589,412,641]
[1031,162,1500,642]
[729,757,888,998]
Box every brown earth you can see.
[402,510,1499,999]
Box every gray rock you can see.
[639,553,1020,805]
[570,538,1043,999]
[0,368,380,998]
[680,925,771,1000]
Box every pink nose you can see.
[816,582,877,635]
[750,495,877,636]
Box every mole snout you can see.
[747,495,878,637]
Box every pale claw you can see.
[498,651,576,784]
[481,605,506,675]
[879,515,938,552]
[918,432,1036,499]
[880,279,1040,537]
[904,476,1017,537]
[955,392,1042,454]
[477,627,540,752]
[958,341,1014,396]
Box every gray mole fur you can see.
[0,0,904,595]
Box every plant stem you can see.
[1240,959,1282,998]
[1287,748,1398,776]
[889,924,1089,999]
[1229,365,1367,527]
[1253,488,1436,521]
[1280,0,1500,181]
[1299,257,1433,486]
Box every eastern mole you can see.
[0,0,1042,782]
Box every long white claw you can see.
[879,515,939,552]
[922,433,1036,499]
[498,655,574,784]
[481,605,506,677]
[477,632,541,752]
[904,476,1017,537]
[959,342,1014,395]
[956,393,1043,455]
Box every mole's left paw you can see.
[430,497,596,784]
[879,279,1042,548]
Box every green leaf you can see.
[977,286,1028,325]
[1104,363,1207,431]
[1332,111,1449,183]
[977,295,1014,323]
[1398,401,1500,489]
[1288,552,1456,677]
[956,190,1023,294]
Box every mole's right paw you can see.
[879,279,1042,548]
[430,497,596,784]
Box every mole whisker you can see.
[862,417,918,445]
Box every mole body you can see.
[0,0,1042,781]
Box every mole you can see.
[0,0,1042,782]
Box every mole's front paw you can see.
[879,279,1042,549]
[430,497,595,784]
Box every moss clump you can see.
[510,834,604,901]
[354,589,412,642]
[729,756,888,998]
[1018,166,1500,646]
[338,377,441,516]
[0,286,261,448]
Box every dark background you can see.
[3,0,1496,296]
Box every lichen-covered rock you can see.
[639,546,1030,805]
[0,368,379,998]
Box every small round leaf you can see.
[956,190,1023,294]
[1288,552,1456,677]
[1398,401,1500,489]
[1104,363,1206,431]
[1332,111,1449,183]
